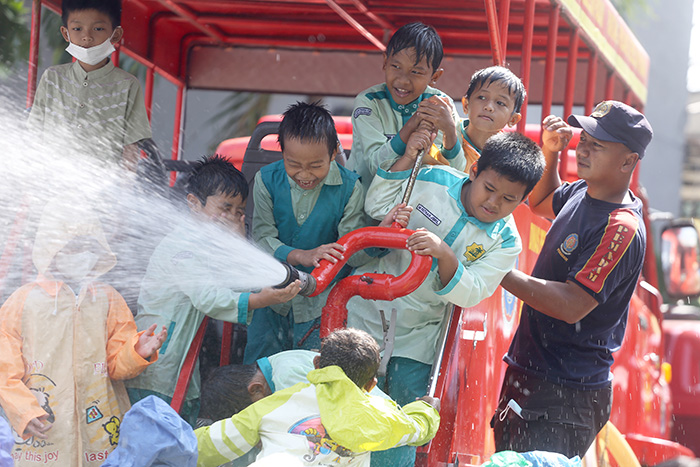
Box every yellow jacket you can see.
[196,366,440,466]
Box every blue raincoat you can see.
[101,396,197,467]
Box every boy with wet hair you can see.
[27,0,151,169]
[0,199,166,466]
[199,364,262,424]
[125,156,300,427]
[457,65,526,168]
[198,349,393,426]
[196,329,440,467]
[348,131,547,466]
[248,101,410,363]
[348,22,465,190]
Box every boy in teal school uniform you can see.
[247,101,410,364]
[348,22,466,190]
[125,156,300,427]
[349,131,548,466]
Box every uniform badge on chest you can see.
[464,242,486,261]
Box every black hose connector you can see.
[274,262,317,297]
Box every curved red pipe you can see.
[310,226,432,338]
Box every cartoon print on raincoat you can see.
[8,374,56,450]
[288,416,355,463]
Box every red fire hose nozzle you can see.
[306,226,432,338]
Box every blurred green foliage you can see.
[0,0,29,77]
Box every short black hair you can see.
[319,329,380,388]
[465,66,527,113]
[62,0,121,27]
[186,155,248,205]
[385,22,444,73]
[476,132,545,198]
[278,101,338,157]
[199,364,258,420]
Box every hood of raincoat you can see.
[101,395,197,467]
[32,199,116,279]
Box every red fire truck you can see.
[20,0,699,465]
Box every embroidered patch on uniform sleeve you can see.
[416,204,441,226]
[575,209,639,293]
[353,107,372,119]
[556,233,579,260]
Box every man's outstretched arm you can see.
[501,270,598,324]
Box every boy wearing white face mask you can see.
[0,199,167,467]
[27,0,151,170]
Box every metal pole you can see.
[145,67,155,120]
[171,84,185,186]
[484,0,503,66]
[427,307,454,396]
[541,4,560,144]
[401,149,424,206]
[26,0,42,109]
[585,51,598,114]
[605,70,615,101]
[561,29,579,180]
[498,0,511,62]
[517,0,535,134]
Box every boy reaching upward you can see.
[348,22,465,189]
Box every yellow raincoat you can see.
[196,365,440,466]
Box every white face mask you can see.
[54,250,99,283]
[65,29,118,66]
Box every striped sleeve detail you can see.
[574,208,639,294]
[498,219,519,250]
[195,385,302,466]
[416,166,461,187]
[365,90,390,101]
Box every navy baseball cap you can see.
[567,100,653,158]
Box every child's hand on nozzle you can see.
[418,395,441,412]
[24,415,52,440]
[135,323,168,360]
[406,228,450,259]
[254,280,301,308]
[541,115,573,154]
[379,203,413,228]
[296,243,346,268]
